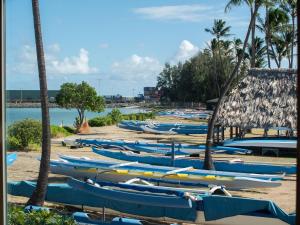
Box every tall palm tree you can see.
[279,0,297,68]
[204,0,261,170]
[256,1,275,68]
[205,19,231,97]
[268,7,290,67]
[27,0,51,206]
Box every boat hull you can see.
[93,148,296,174]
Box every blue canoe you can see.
[72,212,143,225]
[7,153,17,166]
[50,159,282,190]
[92,148,296,174]
[118,120,208,134]
[58,154,284,181]
[77,139,252,155]
[7,180,295,224]
[223,137,296,149]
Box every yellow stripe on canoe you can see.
[73,167,235,181]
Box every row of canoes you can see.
[118,120,209,135]
[8,177,295,224]
[8,140,296,224]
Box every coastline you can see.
[7,102,148,108]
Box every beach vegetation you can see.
[56,81,105,132]
[8,205,76,225]
[108,108,123,123]
[7,119,42,151]
[88,112,155,127]
[7,119,72,151]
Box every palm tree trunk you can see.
[27,0,51,206]
[203,2,260,170]
[290,14,295,68]
[270,43,280,67]
[266,6,271,68]
[250,7,256,68]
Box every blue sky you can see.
[6,0,251,96]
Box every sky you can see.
[6,0,251,96]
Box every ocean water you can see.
[6,107,146,126]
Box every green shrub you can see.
[7,119,42,151]
[8,205,76,225]
[7,136,21,150]
[62,126,75,134]
[7,119,73,151]
[109,108,122,123]
[105,117,113,125]
[130,114,136,120]
[88,117,106,127]
[50,126,72,138]
[121,115,130,121]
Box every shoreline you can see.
[7,102,148,109]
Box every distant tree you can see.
[205,19,231,96]
[56,81,105,132]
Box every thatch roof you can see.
[217,68,297,129]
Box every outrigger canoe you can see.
[75,139,252,155]
[223,137,296,149]
[7,179,295,225]
[92,148,296,174]
[49,156,282,190]
[58,155,284,181]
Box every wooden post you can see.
[216,125,220,144]
[171,141,175,167]
[102,206,105,222]
[221,127,225,141]
[230,126,233,139]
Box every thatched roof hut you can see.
[217,68,297,129]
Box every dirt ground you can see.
[7,117,296,224]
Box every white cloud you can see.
[111,54,163,82]
[13,44,98,75]
[99,43,109,49]
[13,45,37,74]
[134,4,214,22]
[172,40,199,63]
[49,48,98,74]
[48,43,61,53]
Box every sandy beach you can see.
[7,117,296,224]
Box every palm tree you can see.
[27,0,51,206]
[256,1,275,68]
[268,7,290,67]
[205,19,231,97]
[204,0,261,170]
[279,0,297,68]
[245,36,267,68]
[225,0,257,68]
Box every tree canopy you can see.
[56,81,105,131]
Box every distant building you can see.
[6,90,59,103]
[143,87,160,102]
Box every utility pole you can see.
[97,78,101,95]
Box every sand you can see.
[7,117,296,224]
